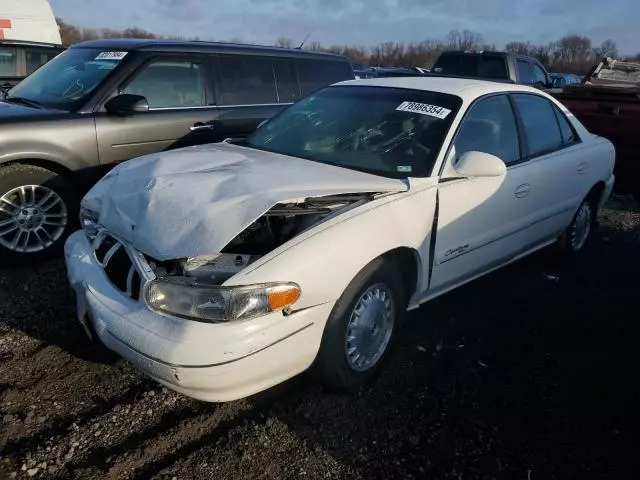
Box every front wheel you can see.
[0,164,79,267]
[316,258,405,390]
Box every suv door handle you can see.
[190,122,214,132]
[514,183,531,198]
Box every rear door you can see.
[95,55,220,165]
[510,93,585,240]
[213,55,296,140]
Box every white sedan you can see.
[65,77,615,402]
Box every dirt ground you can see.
[1,196,638,480]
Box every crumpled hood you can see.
[83,142,408,260]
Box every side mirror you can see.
[105,94,149,116]
[454,151,506,178]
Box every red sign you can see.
[0,19,13,40]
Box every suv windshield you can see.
[7,48,128,110]
[243,86,462,178]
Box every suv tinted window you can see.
[272,58,299,103]
[478,56,508,79]
[553,105,579,145]
[432,53,479,76]
[516,60,532,84]
[454,95,520,165]
[123,60,206,109]
[296,59,352,96]
[217,55,278,106]
[513,94,563,156]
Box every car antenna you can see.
[297,33,311,49]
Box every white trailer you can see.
[0,0,63,89]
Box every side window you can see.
[531,63,548,86]
[553,104,579,145]
[296,59,352,96]
[478,57,508,79]
[272,58,299,103]
[122,60,206,109]
[512,94,563,156]
[515,60,532,84]
[0,47,18,76]
[454,95,520,165]
[217,55,277,106]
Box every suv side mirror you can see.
[454,151,506,177]
[105,94,149,116]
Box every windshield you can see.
[243,86,462,178]
[7,48,128,110]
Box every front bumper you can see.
[64,231,334,402]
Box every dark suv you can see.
[0,39,354,265]
[431,50,554,89]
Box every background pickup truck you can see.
[550,57,640,200]
[431,50,555,89]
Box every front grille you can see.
[93,233,143,301]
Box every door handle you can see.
[577,163,588,175]
[190,122,215,132]
[514,183,531,199]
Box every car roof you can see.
[335,76,543,101]
[71,38,347,60]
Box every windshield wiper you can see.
[4,96,45,109]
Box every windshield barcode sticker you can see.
[396,101,451,119]
[95,51,128,61]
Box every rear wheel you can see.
[558,196,596,257]
[0,164,79,267]
[316,258,405,390]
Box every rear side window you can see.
[512,94,563,156]
[296,59,353,96]
[217,55,278,105]
[272,58,299,103]
[516,60,533,84]
[454,95,520,165]
[123,60,206,109]
[553,105,579,145]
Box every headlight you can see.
[79,207,99,241]
[145,277,301,323]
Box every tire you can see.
[0,164,79,267]
[316,257,406,390]
[557,195,597,257]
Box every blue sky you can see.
[50,0,639,54]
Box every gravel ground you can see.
[1,196,639,480]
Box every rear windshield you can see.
[242,85,462,178]
[433,53,508,79]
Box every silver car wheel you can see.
[571,201,592,252]
[345,283,395,372]
[0,185,68,253]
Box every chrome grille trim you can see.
[91,231,153,300]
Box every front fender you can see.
[225,181,439,310]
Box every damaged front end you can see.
[139,193,376,323]
[148,193,374,285]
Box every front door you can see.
[95,56,220,165]
[427,94,538,295]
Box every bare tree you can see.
[275,37,294,48]
[446,29,484,50]
[592,39,618,62]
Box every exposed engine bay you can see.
[148,193,375,284]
